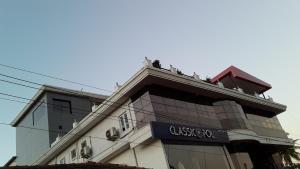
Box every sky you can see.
[1,0,300,165]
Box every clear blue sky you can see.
[1,0,300,165]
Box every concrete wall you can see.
[107,148,137,166]
[16,95,49,165]
[109,140,169,169]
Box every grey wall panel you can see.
[132,92,288,139]
[16,95,49,165]
[46,93,92,145]
[132,92,222,129]
[16,92,94,165]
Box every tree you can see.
[280,139,300,167]
[152,60,161,68]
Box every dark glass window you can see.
[124,113,129,129]
[119,112,130,132]
[32,101,45,126]
[71,149,77,160]
[81,140,87,148]
[164,144,231,169]
[59,157,65,164]
[53,98,72,114]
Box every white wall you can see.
[109,140,169,169]
[107,148,137,166]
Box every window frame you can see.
[52,98,72,114]
[59,157,65,164]
[81,140,87,148]
[71,148,77,160]
[119,111,130,133]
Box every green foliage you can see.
[176,69,183,75]
[280,140,300,167]
[152,60,161,68]
[204,77,212,83]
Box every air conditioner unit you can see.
[80,146,92,159]
[106,127,119,141]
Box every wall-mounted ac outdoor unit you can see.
[80,146,92,159]
[106,127,119,141]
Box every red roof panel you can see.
[211,66,272,91]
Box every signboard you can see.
[150,121,229,143]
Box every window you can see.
[81,140,87,148]
[32,101,45,126]
[119,112,130,132]
[59,157,65,164]
[164,144,231,169]
[71,149,77,160]
[53,98,72,114]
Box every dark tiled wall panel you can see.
[132,92,287,139]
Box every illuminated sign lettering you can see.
[151,122,229,143]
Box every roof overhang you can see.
[227,129,293,146]
[3,156,16,167]
[143,67,285,114]
[211,66,272,94]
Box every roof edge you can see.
[211,65,272,90]
[3,156,16,167]
[11,85,108,127]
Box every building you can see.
[11,85,107,165]
[9,59,293,169]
